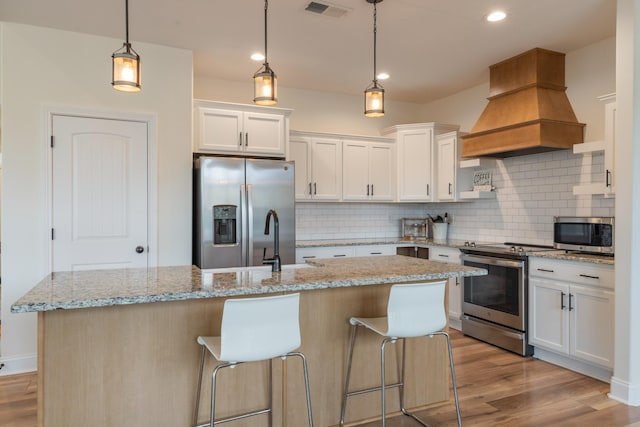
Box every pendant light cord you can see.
[125,0,130,46]
[372,1,377,82]
[264,0,269,65]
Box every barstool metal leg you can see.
[380,337,395,427]
[288,352,314,427]
[194,345,206,427]
[268,359,273,427]
[440,332,462,427]
[340,324,358,426]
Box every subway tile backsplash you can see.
[296,150,615,245]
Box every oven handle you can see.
[460,253,525,269]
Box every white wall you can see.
[0,23,193,374]
[195,76,425,136]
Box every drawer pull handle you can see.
[560,291,566,310]
[537,268,554,273]
[438,254,449,258]
[334,254,347,257]
[579,274,600,280]
[371,252,382,255]
[302,256,316,259]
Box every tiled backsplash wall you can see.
[296,150,615,244]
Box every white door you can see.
[570,284,614,368]
[52,115,148,271]
[289,137,312,200]
[342,141,369,200]
[529,278,569,354]
[437,135,456,201]
[398,128,433,201]
[312,138,342,201]
[369,143,394,201]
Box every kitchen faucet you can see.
[263,209,281,272]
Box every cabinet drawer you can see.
[296,246,355,263]
[354,245,396,257]
[428,246,462,264]
[529,258,614,289]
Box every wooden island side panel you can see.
[39,283,449,427]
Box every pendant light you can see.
[364,0,384,117]
[112,0,141,92]
[253,0,278,105]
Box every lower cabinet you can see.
[529,257,614,369]
[296,246,355,263]
[428,246,462,329]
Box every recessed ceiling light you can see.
[251,53,265,61]
[486,11,507,22]
[377,72,390,80]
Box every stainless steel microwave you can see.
[553,216,614,255]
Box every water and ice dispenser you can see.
[213,205,237,245]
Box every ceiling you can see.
[0,0,616,103]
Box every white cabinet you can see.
[354,245,397,257]
[296,246,355,263]
[289,132,342,201]
[435,131,474,202]
[573,93,616,198]
[529,257,614,369]
[194,100,291,157]
[428,246,463,329]
[342,138,395,201]
[382,123,459,202]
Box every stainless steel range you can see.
[459,242,556,356]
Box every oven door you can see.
[461,254,526,331]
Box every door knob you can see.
[136,246,145,254]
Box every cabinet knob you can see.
[135,246,145,254]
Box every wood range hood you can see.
[462,48,585,158]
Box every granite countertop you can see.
[528,250,615,265]
[296,238,472,249]
[11,255,487,313]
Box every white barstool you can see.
[339,281,462,427]
[193,293,313,427]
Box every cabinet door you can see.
[603,101,616,196]
[369,143,394,201]
[342,141,370,200]
[398,128,433,201]
[196,108,243,153]
[312,138,342,201]
[570,284,614,368]
[242,112,285,156]
[429,247,462,323]
[289,138,312,200]
[436,135,456,201]
[529,277,570,354]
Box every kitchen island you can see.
[12,255,486,427]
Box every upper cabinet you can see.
[342,138,395,201]
[573,94,616,198]
[435,131,476,202]
[289,131,342,201]
[382,123,459,202]
[194,100,292,157]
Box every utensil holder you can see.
[432,223,448,241]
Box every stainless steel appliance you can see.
[460,242,556,356]
[193,155,295,269]
[553,216,614,255]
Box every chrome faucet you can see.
[263,209,281,272]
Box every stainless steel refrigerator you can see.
[193,155,295,269]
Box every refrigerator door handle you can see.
[240,184,248,266]
[246,184,254,266]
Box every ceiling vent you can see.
[304,1,350,18]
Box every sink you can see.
[201,263,314,274]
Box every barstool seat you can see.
[193,293,313,427]
[339,281,462,427]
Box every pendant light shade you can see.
[254,0,277,105]
[112,0,141,92]
[364,0,384,117]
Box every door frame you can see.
[43,106,159,272]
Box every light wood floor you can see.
[1,330,639,427]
